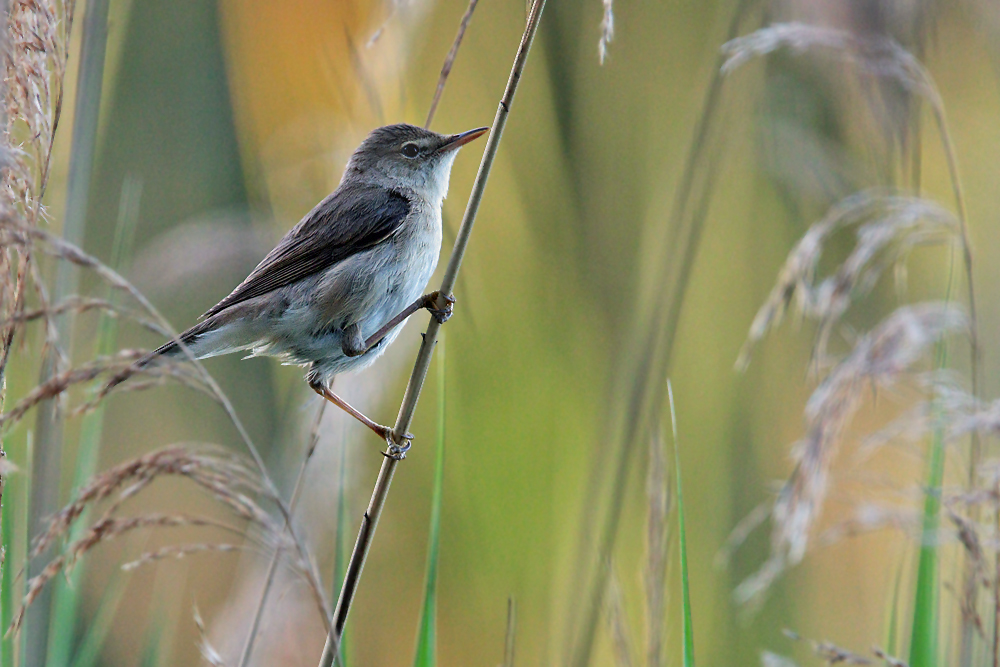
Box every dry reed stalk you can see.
[317,2,548,664]
[122,544,246,572]
[0,296,165,334]
[424,0,480,129]
[1,0,76,377]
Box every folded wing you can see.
[202,183,411,319]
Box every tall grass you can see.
[3,1,1000,665]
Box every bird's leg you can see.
[361,291,456,352]
[309,379,413,454]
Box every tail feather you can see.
[106,318,218,390]
[147,317,216,360]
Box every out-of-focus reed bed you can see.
[712,15,997,667]
[5,0,1000,665]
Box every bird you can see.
[117,123,488,450]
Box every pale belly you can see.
[259,221,441,381]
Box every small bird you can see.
[123,123,487,448]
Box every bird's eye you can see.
[401,143,419,158]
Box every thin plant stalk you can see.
[412,331,447,667]
[237,402,327,667]
[503,597,516,667]
[317,3,548,663]
[332,419,350,667]
[26,2,109,662]
[424,0,480,129]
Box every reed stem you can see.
[317,3,547,663]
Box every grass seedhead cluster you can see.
[734,190,968,605]
[721,22,938,106]
[737,193,958,370]
[9,445,294,635]
[739,299,965,599]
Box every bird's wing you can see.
[202,183,411,319]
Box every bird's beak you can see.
[437,127,489,153]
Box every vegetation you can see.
[1,1,998,665]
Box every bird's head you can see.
[343,123,488,204]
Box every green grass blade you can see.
[19,434,33,667]
[413,330,447,667]
[1,440,19,667]
[68,563,132,667]
[909,419,944,667]
[668,382,695,667]
[139,617,163,667]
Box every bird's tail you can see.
[106,317,218,390]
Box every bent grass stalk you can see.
[317,2,548,663]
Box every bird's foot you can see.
[426,291,456,324]
[375,424,413,460]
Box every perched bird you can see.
[122,123,487,447]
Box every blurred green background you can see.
[7,0,1000,665]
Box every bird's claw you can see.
[427,292,456,324]
[375,425,413,460]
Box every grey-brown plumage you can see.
[129,123,487,442]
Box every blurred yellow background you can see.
[9,0,1000,665]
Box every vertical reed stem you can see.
[317,3,547,663]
